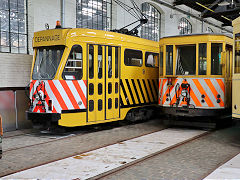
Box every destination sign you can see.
[34,34,61,43]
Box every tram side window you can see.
[199,43,207,75]
[211,43,222,75]
[160,46,163,76]
[115,47,119,78]
[166,45,173,75]
[176,45,196,75]
[98,46,103,79]
[235,33,240,73]
[124,49,142,66]
[89,45,94,79]
[108,47,112,78]
[63,45,83,80]
[145,52,159,68]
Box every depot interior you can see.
[0,0,239,131]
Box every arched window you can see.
[76,0,112,31]
[179,17,192,35]
[140,3,161,41]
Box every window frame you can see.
[76,0,112,31]
[140,2,161,41]
[0,0,28,54]
[179,17,192,35]
[62,44,83,80]
[124,48,143,67]
[145,51,159,68]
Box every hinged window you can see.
[63,45,83,80]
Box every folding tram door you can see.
[87,44,120,122]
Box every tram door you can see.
[87,44,120,122]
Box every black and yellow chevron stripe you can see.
[120,79,158,108]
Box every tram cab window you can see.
[235,33,240,73]
[176,45,196,75]
[166,45,173,75]
[124,49,142,66]
[32,45,65,80]
[145,52,159,68]
[160,46,163,76]
[62,45,83,80]
[211,43,222,75]
[199,43,207,75]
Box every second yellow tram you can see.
[158,34,233,119]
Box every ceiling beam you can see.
[201,0,222,16]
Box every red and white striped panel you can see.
[158,78,225,109]
[30,80,87,113]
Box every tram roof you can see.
[33,28,159,49]
[159,33,233,45]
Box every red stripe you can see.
[60,80,79,109]
[72,80,87,108]
[48,80,68,110]
[30,80,37,94]
[83,80,87,87]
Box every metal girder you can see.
[202,7,240,18]
[201,0,221,16]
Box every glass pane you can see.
[176,45,196,75]
[124,49,142,66]
[211,43,223,75]
[179,18,192,35]
[98,46,102,79]
[18,13,26,33]
[160,46,163,76]
[166,45,173,75]
[1,31,9,46]
[145,52,159,67]
[32,46,65,80]
[18,0,25,13]
[115,47,119,78]
[63,45,83,80]
[0,10,9,31]
[10,11,18,33]
[89,45,94,79]
[19,34,26,53]
[199,43,207,75]
[10,0,17,12]
[0,0,9,10]
[10,32,18,53]
[108,46,112,78]
[235,34,240,73]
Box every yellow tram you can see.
[158,34,233,119]
[27,26,159,128]
[232,17,240,118]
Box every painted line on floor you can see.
[3,128,206,180]
[204,152,240,179]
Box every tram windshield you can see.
[235,33,240,74]
[32,46,65,80]
[176,45,196,75]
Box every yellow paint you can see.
[232,17,240,118]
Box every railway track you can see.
[0,119,167,177]
[90,130,211,180]
[2,127,209,179]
